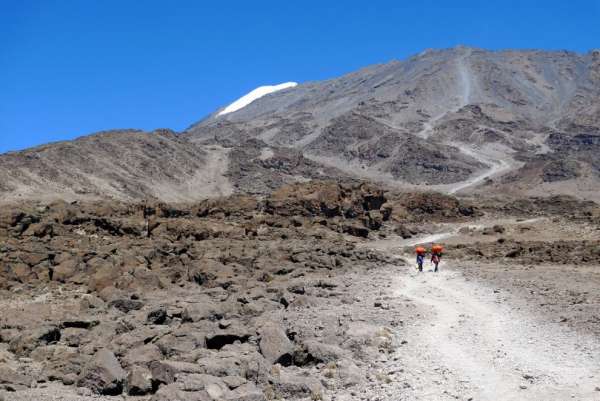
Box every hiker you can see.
[415,246,426,272]
[431,253,440,272]
[431,244,443,272]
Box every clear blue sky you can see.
[1,0,599,153]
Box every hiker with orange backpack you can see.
[431,244,443,272]
[415,246,426,272]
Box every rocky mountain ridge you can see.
[2,46,600,203]
[187,46,600,199]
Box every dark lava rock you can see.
[109,299,144,313]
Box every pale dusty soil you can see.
[381,268,600,400]
[352,226,600,401]
[153,145,234,202]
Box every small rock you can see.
[227,382,266,401]
[149,360,177,385]
[147,308,168,325]
[219,320,232,329]
[127,366,153,395]
[522,373,535,381]
[222,375,247,389]
[109,298,144,313]
[8,326,61,355]
[77,349,126,395]
[62,373,77,385]
[259,322,294,366]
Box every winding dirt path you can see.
[368,230,600,400]
[394,269,600,400]
[447,146,512,194]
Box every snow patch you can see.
[217,82,298,116]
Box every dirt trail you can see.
[447,146,512,194]
[413,52,515,194]
[367,230,600,400]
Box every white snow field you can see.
[217,82,298,116]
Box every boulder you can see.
[87,261,121,292]
[151,383,211,401]
[147,307,168,325]
[148,360,177,386]
[181,296,224,322]
[271,367,323,399]
[109,298,144,313]
[52,259,80,282]
[0,366,32,390]
[79,294,105,310]
[123,343,163,367]
[205,326,252,350]
[226,382,267,401]
[336,359,364,387]
[258,322,294,366]
[155,331,205,359]
[77,349,126,395]
[342,224,369,238]
[363,210,383,230]
[303,340,349,363]
[112,326,171,354]
[8,326,61,356]
[61,328,89,347]
[30,345,88,382]
[147,360,204,388]
[181,374,229,399]
[196,344,270,384]
[222,375,247,389]
[126,365,153,395]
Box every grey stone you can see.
[126,365,153,395]
[259,322,294,366]
[8,326,61,356]
[77,348,126,395]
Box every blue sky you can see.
[1,0,599,153]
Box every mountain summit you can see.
[218,82,298,116]
[2,47,600,202]
[185,46,600,200]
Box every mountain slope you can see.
[0,129,234,203]
[186,46,600,198]
[2,46,600,203]
[0,129,347,203]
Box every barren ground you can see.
[1,188,599,401]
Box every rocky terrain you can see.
[0,182,460,400]
[1,46,600,400]
[0,181,598,400]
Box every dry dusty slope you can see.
[0,184,599,400]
